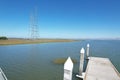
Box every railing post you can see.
[63,57,73,80]
[79,48,85,76]
[86,44,90,59]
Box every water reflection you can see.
[24,44,40,80]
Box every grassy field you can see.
[0,38,78,45]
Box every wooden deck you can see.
[84,57,120,80]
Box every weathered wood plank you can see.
[84,57,120,80]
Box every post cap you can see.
[80,48,85,54]
[64,57,73,70]
[87,44,90,47]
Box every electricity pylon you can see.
[30,8,39,40]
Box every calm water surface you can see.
[0,40,120,80]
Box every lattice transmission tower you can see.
[30,8,39,40]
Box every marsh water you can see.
[0,40,120,80]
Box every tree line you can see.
[0,36,8,40]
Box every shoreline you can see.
[0,39,79,46]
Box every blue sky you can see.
[0,0,120,39]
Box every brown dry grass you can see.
[0,38,77,45]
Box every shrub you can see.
[0,36,8,40]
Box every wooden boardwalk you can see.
[84,57,120,80]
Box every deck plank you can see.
[84,57,120,80]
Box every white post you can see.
[79,48,85,76]
[86,44,90,59]
[63,57,73,80]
